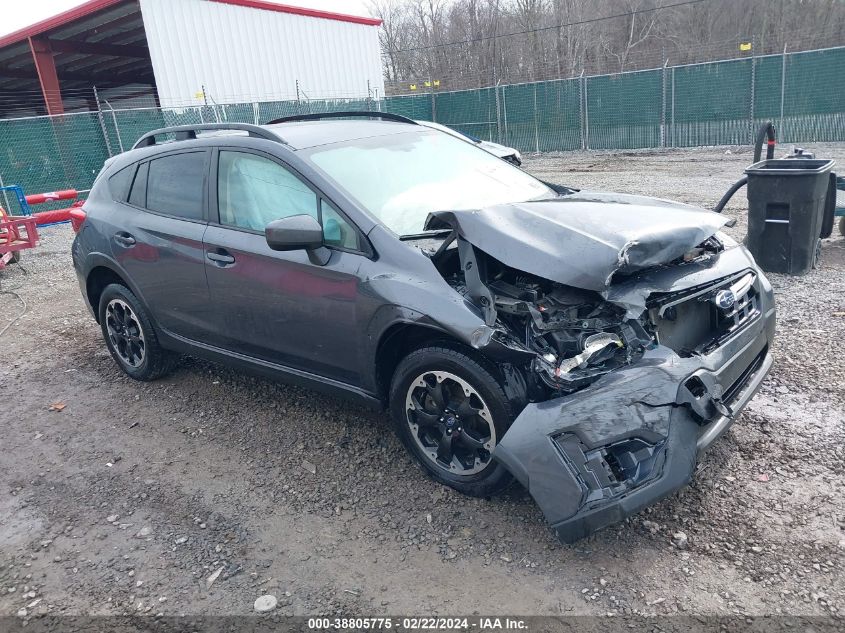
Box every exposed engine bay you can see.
[472,271,653,395]
[410,195,739,400]
[421,235,656,398]
[414,223,747,402]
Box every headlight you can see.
[715,230,740,249]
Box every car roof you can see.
[264,119,421,150]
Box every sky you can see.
[0,0,376,37]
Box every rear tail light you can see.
[69,207,87,233]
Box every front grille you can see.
[712,277,760,350]
[650,271,760,356]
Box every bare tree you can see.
[599,0,658,72]
[375,0,845,94]
[369,0,408,80]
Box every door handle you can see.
[113,231,136,247]
[206,250,235,265]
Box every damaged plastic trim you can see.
[491,273,775,542]
[457,237,496,327]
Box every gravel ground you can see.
[0,144,843,620]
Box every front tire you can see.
[98,283,176,381]
[389,346,514,497]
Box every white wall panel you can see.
[139,0,384,107]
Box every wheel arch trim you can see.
[82,253,153,324]
[369,310,469,401]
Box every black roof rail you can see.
[132,123,286,150]
[266,111,417,126]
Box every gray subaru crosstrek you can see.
[72,113,775,542]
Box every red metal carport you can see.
[0,0,382,119]
[0,0,155,117]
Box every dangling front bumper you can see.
[493,261,776,543]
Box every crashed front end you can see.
[422,195,775,542]
[493,253,775,543]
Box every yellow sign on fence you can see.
[739,42,752,51]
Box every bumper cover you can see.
[494,263,776,543]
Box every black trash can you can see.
[745,158,835,275]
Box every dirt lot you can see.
[1,144,843,620]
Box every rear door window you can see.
[146,152,207,220]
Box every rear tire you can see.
[98,283,176,381]
[389,346,514,497]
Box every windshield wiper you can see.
[540,180,579,195]
[399,229,454,241]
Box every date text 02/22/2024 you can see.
[306,617,528,630]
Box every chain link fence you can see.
[430,46,845,152]
[0,46,843,205]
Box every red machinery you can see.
[0,206,38,271]
[27,189,86,226]
[0,187,86,270]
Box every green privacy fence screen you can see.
[1,46,843,205]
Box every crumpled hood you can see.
[426,191,729,292]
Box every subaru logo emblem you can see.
[714,289,736,310]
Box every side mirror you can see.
[265,214,330,265]
[265,214,323,251]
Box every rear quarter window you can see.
[128,162,148,208]
[108,165,136,202]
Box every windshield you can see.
[304,129,554,236]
